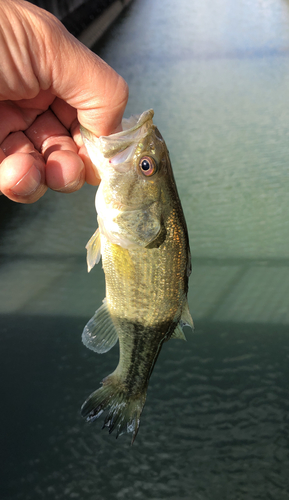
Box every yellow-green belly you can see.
[102,212,188,329]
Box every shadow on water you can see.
[1,312,289,500]
[0,196,51,247]
[0,198,22,237]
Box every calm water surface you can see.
[1,0,289,498]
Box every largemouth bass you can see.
[80,109,193,443]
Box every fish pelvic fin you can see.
[86,227,101,272]
[81,376,147,444]
[171,323,187,341]
[82,299,118,354]
[170,301,194,341]
[181,300,194,330]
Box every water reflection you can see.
[190,258,289,324]
[2,250,289,324]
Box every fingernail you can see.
[53,168,84,192]
[11,164,41,196]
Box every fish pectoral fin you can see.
[86,228,101,272]
[145,222,166,249]
[171,323,187,341]
[181,301,194,330]
[82,299,118,354]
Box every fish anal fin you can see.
[86,228,101,272]
[171,323,187,341]
[82,299,118,354]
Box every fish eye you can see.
[139,156,157,176]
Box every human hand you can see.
[0,0,128,203]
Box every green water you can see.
[1,0,289,498]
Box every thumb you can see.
[51,39,129,136]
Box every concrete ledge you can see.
[78,0,133,48]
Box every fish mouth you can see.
[118,109,154,134]
[99,109,155,159]
[81,110,156,179]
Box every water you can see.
[1,0,289,498]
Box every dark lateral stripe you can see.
[116,318,176,396]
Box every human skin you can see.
[0,0,128,203]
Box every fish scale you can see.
[104,236,186,325]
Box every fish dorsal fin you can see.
[82,299,118,354]
[86,228,101,272]
[171,323,187,341]
[181,301,194,330]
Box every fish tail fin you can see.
[81,375,147,444]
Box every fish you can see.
[80,109,193,443]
